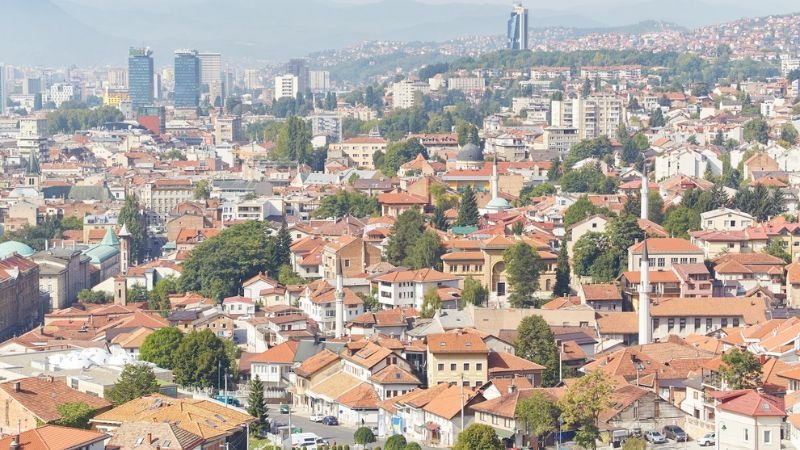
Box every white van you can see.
[291,433,324,449]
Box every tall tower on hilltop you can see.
[507,3,529,50]
[335,258,344,339]
[638,240,651,345]
[640,167,649,220]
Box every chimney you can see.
[12,381,20,392]
[147,433,152,444]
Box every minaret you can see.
[640,167,649,220]
[118,223,131,274]
[492,156,499,200]
[638,240,651,345]
[334,258,344,339]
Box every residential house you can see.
[650,297,769,340]
[377,191,428,218]
[712,390,785,450]
[712,253,785,298]
[299,281,365,335]
[627,238,704,271]
[91,395,255,450]
[426,332,489,388]
[241,273,280,301]
[372,269,460,310]
[421,384,484,448]
[348,307,418,338]
[321,235,382,281]
[0,425,107,450]
[578,283,623,311]
[701,208,756,231]
[222,295,256,317]
[0,377,111,435]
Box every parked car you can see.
[645,431,667,444]
[662,425,688,442]
[698,433,715,446]
[280,404,291,414]
[213,395,241,407]
[321,416,338,426]
[309,414,325,423]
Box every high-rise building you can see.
[309,70,330,93]
[274,74,298,100]
[198,52,222,86]
[244,69,260,90]
[390,79,430,109]
[287,58,309,93]
[507,3,529,50]
[107,68,127,88]
[550,94,624,140]
[128,47,154,111]
[22,77,42,96]
[174,50,200,108]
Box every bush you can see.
[384,435,407,450]
[354,427,376,445]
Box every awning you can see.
[495,429,515,439]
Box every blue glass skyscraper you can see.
[128,47,154,111]
[507,3,529,50]
[174,50,200,108]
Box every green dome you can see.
[0,241,35,259]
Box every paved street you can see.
[270,410,439,450]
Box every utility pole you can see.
[460,373,465,432]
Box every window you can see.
[745,428,749,441]
[438,363,444,371]
[764,430,771,444]
[464,363,470,371]
[679,318,686,330]
[653,318,659,328]
[733,318,740,327]
[450,364,457,371]
[476,363,483,371]
[668,319,675,330]
[695,318,701,329]
[463,381,470,387]
[721,318,728,328]
[657,258,665,267]
[706,318,712,330]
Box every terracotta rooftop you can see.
[0,377,110,423]
[427,332,489,354]
[0,425,107,450]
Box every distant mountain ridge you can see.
[0,0,798,65]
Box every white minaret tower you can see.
[492,156,499,200]
[640,167,649,220]
[334,258,344,339]
[638,240,652,345]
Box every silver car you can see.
[698,432,715,446]
[645,431,667,444]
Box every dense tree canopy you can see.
[733,185,785,222]
[515,315,560,387]
[313,189,379,218]
[719,348,763,390]
[106,364,159,406]
[47,105,124,134]
[386,208,426,266]
[503,242,542,308]
[452,424,503,450]
[118,194,148,264]
[455,185,480,227]
[559,371,614,450]
[179,221,287,300]
[173,329,237,388]
[139,327,184,369]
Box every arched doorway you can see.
[492,262,506,296]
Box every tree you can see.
[765,239,792,264]
[572,232,609,277]
[733,185,785,222]
[455,185,480,227]
[713,129,725,146]
[275,226,293,269]
[354,427,377,446]
[381,138,428,176]
[148,276,179,312]
[128,284,148,302]
[743,118,769,144]
[781,123,798,144]
[313,190,379,219]
[139,327,184,369]
[173,329,234,388]
[563,196,601,228]
[278,265,305,285]
[504,242,541,308]
[247,375,268,434]
[431,204,448,231]
[274,116,313,163]
[55,402,96,429]
[404,444,422,450]
[179,221,284,301]
[582,78,591,97]
[649,108,665,128]
[687,134,699,145]
[384,435,408,450]
[663,206,701,239]
[516,391,558,448]
[719,348,762,390]
[553,240,571,297]
[420,288,442,319]
[118,194,147,264]
[453,424,503,450]
[407,230,445,270]
[621,138,639,164]
[386,208,425,266]
[462,276,489,307]
[559,371,614,450]
[515,315,560,386]
[606,214,645,273]
[192,180,211,200]
[77,289,111,304]
[106,364,159,406]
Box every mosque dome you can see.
[0,241,35,259]
[457,143,484,162]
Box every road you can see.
[270,410,438,450]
